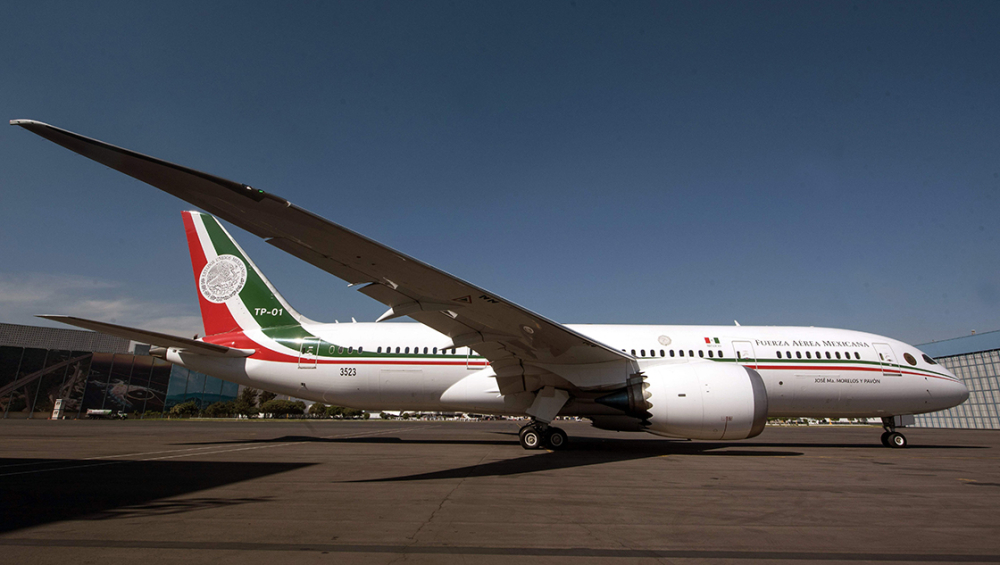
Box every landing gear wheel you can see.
[545,427,568,450]
[519,426,543,450]
[880,432,891,447]
[887,432,907,448]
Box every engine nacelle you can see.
[643,362,768,440]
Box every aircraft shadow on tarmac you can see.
[0,458,311,534]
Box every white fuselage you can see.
[167,322,967,420]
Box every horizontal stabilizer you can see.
[37,315,254,358]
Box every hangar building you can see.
[914,330,1000,429]
[0,322,236,419]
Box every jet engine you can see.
[596,362,768,440]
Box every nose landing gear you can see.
[880,416,908,448]
[518,422,569,450]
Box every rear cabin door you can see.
[298,337,319,369]
[873,343,901,376]
[732,341,757,369]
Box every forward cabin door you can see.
[732,341,757,369]
[873,343,901,376]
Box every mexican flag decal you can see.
[704,337,720,344]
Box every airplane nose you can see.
[940,377,969,408]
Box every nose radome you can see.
[941,378,970,408]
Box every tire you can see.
[888,432,907,448]
[880,432,891,447]
[519,427,542,450]
[546,427,568,450]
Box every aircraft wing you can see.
[38,315,254,358]
[15,120,635,393]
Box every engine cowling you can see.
[643,362,768,440]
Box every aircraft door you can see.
[873,343,901,376]
[298,337,319,369]
[732,341,757,369]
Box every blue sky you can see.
[1,1,998,345]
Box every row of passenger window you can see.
[777,350,861,360]
[623,348,864,361]
[328,346,461,355]
[375,346,460,355]
[626,349,722,358]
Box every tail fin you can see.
[182,211,306,335]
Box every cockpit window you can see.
[922,353,937,365]
[903,353,917,366]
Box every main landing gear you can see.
[518,422,569,450]
[880,417,907,448]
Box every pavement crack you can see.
[405,446,496,545]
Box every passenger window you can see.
[777,351,782,359]
[679,350,685,357]
[903,353,917,366]
[707,350,713,358]
[835,352,840,359]
[424,347,429,354]
[825,352,831,359]
[358,347,363,353]
[433,347,438,354]
[689,350,694,357]
[806,351,811,359]
[660,350,665,357]
[670,350,675,357]
[796,351,801,359]
[378,347,382,353]
[405,347,410,354]
[641,349,646,357]
[815,351,821,359]
[631,349,636,356]
[338,346,344,354]
[348,346,354,354]
[698,350,704,358]
[854,352,860,359]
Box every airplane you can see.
[12,119,969,450]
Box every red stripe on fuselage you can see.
[753,364,956,381]
[202,331,490,367]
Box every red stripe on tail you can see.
[183,212,240,336]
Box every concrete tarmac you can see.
[1,419,998,564]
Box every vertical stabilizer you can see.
[182,211,305,335]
